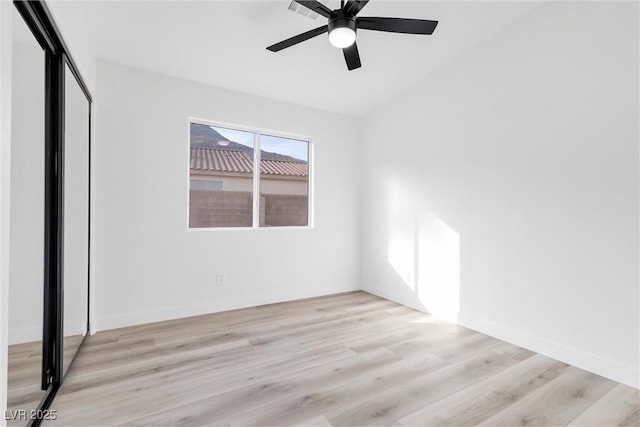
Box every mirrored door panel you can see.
[62,63,90,375]
[7,7,47,423]
[9,2,93,422]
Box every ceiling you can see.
[80,0,541,116]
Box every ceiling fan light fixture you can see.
[329,26,356,48]
[266,0,439,71]
[328,16,357,48]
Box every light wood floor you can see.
[7,334,85,426]
[43,291,638,426]
[7,341,46,421]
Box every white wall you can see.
[93,60,361,330]
[361,1,639,388]
[0,1,12,422]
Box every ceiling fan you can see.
[267,0,438,71]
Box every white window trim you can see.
[186,117,314,231]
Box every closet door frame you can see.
[13,2,92,425]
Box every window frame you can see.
[187,117,314,231]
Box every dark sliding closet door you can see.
[7,2,92,426]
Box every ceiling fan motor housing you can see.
[328,12,357,35]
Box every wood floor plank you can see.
[54,341,356,413]
[327,343,533,427]
[478,367,619,426]
[21,290,636,427]
[567,383,640,427]
[295,415,334,426]
[6,340,45,413]
[347,320,472,354]
[399,353,569,426]
[108,347,400,426]
[210,347,449,426]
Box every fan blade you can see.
[295,1,335,18]
[266,25,328,52]
[343,43,361,71]
[358,17,438,35]
[343,0,369,16]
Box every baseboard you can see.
[94,283,359,332]
[457,312,639,389]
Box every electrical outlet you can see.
[216,273,225,285]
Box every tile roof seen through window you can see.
[191,147,308,177]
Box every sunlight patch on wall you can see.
[386,179,460,322]
[417,212,460,322]
[387,182,417,291]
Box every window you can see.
[189,121,310,229]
